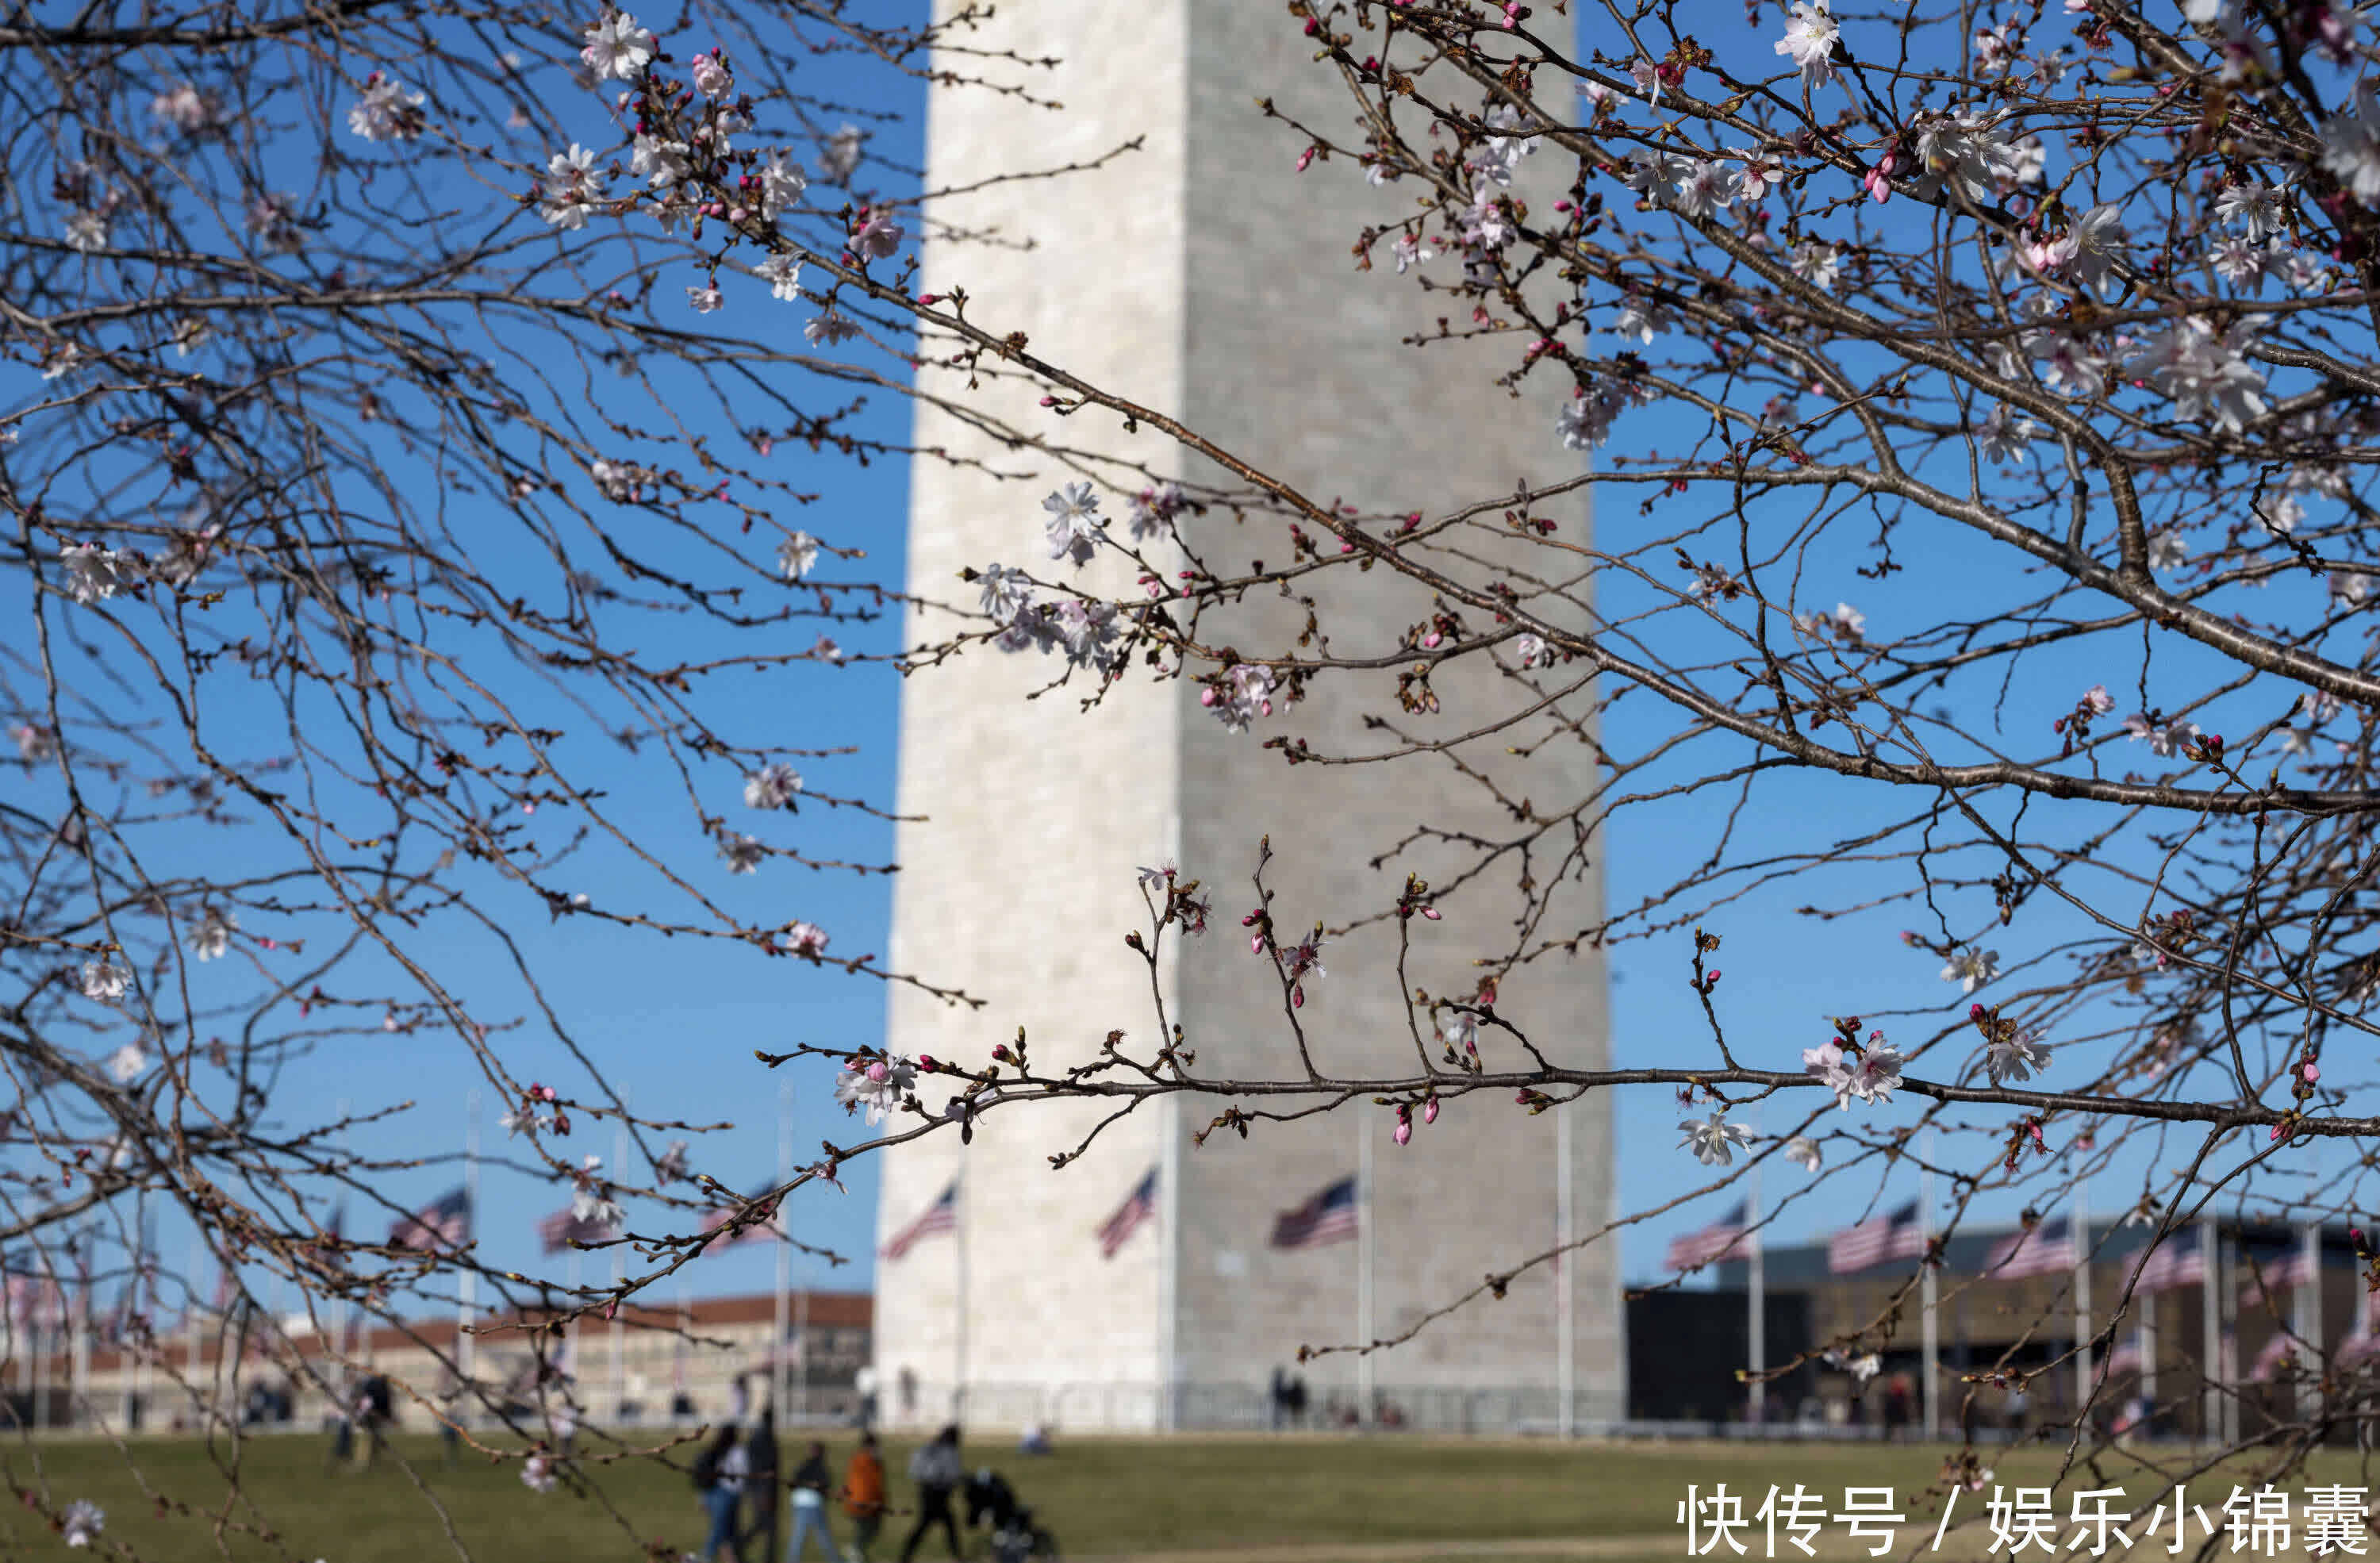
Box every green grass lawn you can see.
[0,1431,2370,1563]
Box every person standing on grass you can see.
[898,1425,964,1563]
[697,1423,749,1563]
[744,1408,782,1563]
[786,1438,841,1562]
[840,1432,887,1563]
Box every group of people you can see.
[697,1420,976,1563]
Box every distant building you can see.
[5,1288,869,1433]
[1645,1219,2366,1439]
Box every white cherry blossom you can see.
[1677,1109,1756,1166]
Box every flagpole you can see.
[185,1236,202,1424]
[2200,1213,2220,1446]
[1357,1108,1376,1427]
[611,1092,628,1426]
[1160,1100,1184,1433]
[1746,1141,1765,1427]
[954,1174,969,1420]
[2138,1284,2155,1430]
[2074,1173,2092,1423]
[2297,1217,2320,1423]
[70,1223,91,1430]
[795,1265,811,1420]
[460,1089,480,1392]
[1555,1098,1576,1439]
[334,1098,351,1379]
[774,1077,793,1427]
[1921,1131,1940,1440]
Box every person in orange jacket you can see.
[839,1431,888,1563]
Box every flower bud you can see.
[1423,1098,1440,1125]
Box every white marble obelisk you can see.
[876,0,1621,1431]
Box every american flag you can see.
[1987,1215,2075,1280]
[2132,1231,2205,1292]
[881,1181,959,1261]
[1096,1169,1158,1261]
[1829,1200,1924,1274]
[1271,1176,1360,1250]
[1665,1202,1749,1272]
[2341,1291,2380,1363]
[2238,1246,2318,1306]
[2248,1331,2300,1382]
[539,1206,617,1254]
[700,1181,783,1251]
[389,1186,470,1250]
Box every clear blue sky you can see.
[17,2,2318,1334]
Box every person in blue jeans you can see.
[786,1440,842,1562]
[696,1423,749,1562]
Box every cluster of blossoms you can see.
[1802,1025,1906,1111]
[973,563,1123,676]
[499,1082,570,1138]
[743,763,803,810]
[539,144,605,230]
[1202,663,1280,734]
[1678,1109,1756,1166]
[832,1053,916,1124]
[570,1154,625,1227]
[347,71,426,141]
[79,958,130,1002]
[61,1501,104,1549]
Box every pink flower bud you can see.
[1250,934,1265,954]
[1292,985,1305,1009]
[2304,1061,2321,1082]
[1970,1004,1986,1020]
[1201,688,1219,707]
[1422,907,1440,920]
[1707,969,1721,984]
[1393,1117,1411,1147]
[917,1054,936,1070]
[866,1062,888,1084]
[1423,1098,1439,1125]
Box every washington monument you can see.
[874,1,1620,1430]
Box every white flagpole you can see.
[611,1093,628,1425]
[1160,1096,1184,1433]
[1746,1146,1765,1426]
[1921,1132,1940,1439]
[795,1268,811,1420]
[184,1235,202,1423]
[1357,1111,1376,1426]
[1555,1100,1576,1439]
[954,1175,969,1419]
[70,1225,91,1430]
[460,1089,480,1390]
[2138,1283,2157,1428]
[334,1098,351,1381]
[774,1077,793,1425]
[2075,1174,2092,1421]
[566,1248,582,1397]
[2298,1219,2321,1422]
[2200,1215,2221,1446]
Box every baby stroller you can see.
[965,1469,1059,1563]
